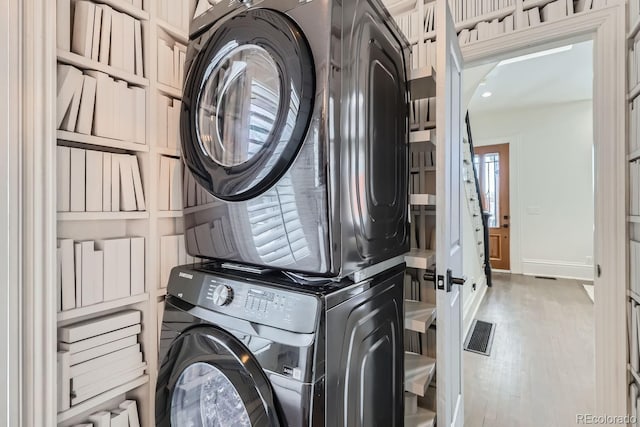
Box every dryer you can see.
[180,0,410,277]
[155,263,404,426]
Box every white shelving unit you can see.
[629,0,640,417]
[54,1,201,425]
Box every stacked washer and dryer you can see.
[155,0,411,425]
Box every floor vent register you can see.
[464,319,495,356]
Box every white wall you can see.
[470,100,594,281]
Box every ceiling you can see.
[466,40,593,113]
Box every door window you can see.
[171,362,251,427]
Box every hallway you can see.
[464,273,595,427]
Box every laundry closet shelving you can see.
[388,0,439,425]
[628,0,640,418]
[54,1,201,425]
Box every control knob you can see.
[212,284,233,306]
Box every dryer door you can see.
[181,9,315,202]
[156,325,282,427]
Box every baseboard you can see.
[463,277,488,338]
[521,258,594,281]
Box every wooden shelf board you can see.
[628,82,640,102]
[158,82,182,99]
[57,374,149,423]
[410,194,436,206]
[156,147,180,157]
[57,211,150,221]
[409,66,436,100]
[157,288,168,297]
[58,293,149,323]
[405,249,436,270]
[183,201,223,215]
[94,0,149,20]
[157,19,189,44]
[455,5,516,31]
[405,407,436,427]
[405,300,437,333]
[629,363,640,385]
[57,130,149,153]
[521,0,551,10]
[629,289,640,304]
[629,17,640,40]
[157,210,183,218]
[57,49,148,87]
[410,130,434,145]
[628,216,640,223]
[386,0,418,16]
[628,147,640,162]
[405,352,436,396]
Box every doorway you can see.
[462,39,597,425]
[474,143,510,271]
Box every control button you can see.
[212,284,233,307]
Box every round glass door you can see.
[171,362,251,427]
[181,9,315,201]
[197,45,281,168]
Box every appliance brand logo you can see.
[179,272,193,279]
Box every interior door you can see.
[474,143,510,270]
[435,0,464,426]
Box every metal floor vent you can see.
[534,276,557,280]
[464,320,495,356]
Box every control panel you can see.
[193,274,320,334]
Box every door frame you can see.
[463,4,626,417]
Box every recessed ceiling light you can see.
[481,91,492,98]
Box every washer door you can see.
[181,9,315,202]
[156,325,281,427]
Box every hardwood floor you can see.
[464,273,595,427]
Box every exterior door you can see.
[474,143,510,270]
[435,0,464,426]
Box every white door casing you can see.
[436,0,465,426]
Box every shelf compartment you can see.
[405,300,437,333]
[409,66,436,100]
[57,49,148,87]
[57,130,149,153]
[57,374,149,423]
[57,211,150,221]
[405,407,436,427]
[455,5,516,31]
[158,82,182,99]
[157,19,188,44]
[58,293,148,324]
[405,352,436,396]
[410,194,436,206]
[94,0,149,21]
[405,249,436,270]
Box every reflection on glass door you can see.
[474,143,510,270]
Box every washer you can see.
[155,263,404,426]
[180,0,410,277]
